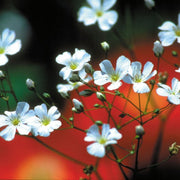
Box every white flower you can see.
[84,124,122,158]
[78,0,118,31]
[158,13,180,46]
[0,102,35,141]
[156,78,180,105]
[153,40,164,57]
[56,48,91,80]
[144,0,155,10]
[93,55,131,90]
[32,104,62,137]
[123,61,157,93]
[0,28,21,66]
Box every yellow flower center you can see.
[111,74,119,82]
[98,137,107,144]
[175,28,180,37]
[70,62,78,70]
[96,10,103,17]
[42,117,50,126]
[134,74,142,83]
[0,47,5,54]
[12,118,20,126]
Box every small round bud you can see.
[158,72,168,84]
[135,125,145,137]
[0,70,5,80]
[94,104,100,108]
[43,92,51,98]
[96,92,106,101]
[144,0,155,10]
[84,63,94,74]
[101,41,110,52]
[172,51,178,57]
[69,117,74,121]
[95,120,103,126]
[150,79,155,85]
[69,74,80,82]
[26,78,35,90]
[72,98,84,113]
[153,40,164,57]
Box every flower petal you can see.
[156,87,170,97]
[103,0,117,11]
[50,120,62,129]
[16,102,29,116]
[107,81,122,90]
[59,67,72,80]
[133,82,150,93]
[17,123,31,135]
[0,125,16,141]
[108,128,122,140]
[100,60,114,75]
[87,0,101,9]
[56,52,71,66]
[101,124,110,138]
[171,78,180,93]
[48,106,61,119]
[158,31,176,46]
[158,21,176,31]
[93,71,110,86]
[87,143,105,157]
[168,94,180,105]
[5,40,21,55]
[84,124,100,142]
[0,54,8,66]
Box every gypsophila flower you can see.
[56,48,91,80]
[93,55,130,90]
[158,13,180,46]
[72,98,84,113]
[175,67,180,73]
[78,0,118,31]
[84,124,122,158]
[144,0,155,10]
[0,28,21,66]
[0,102,35,141]
[123,61,157,93]
[32,104,61,137]
[156,77,180,105]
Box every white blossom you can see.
[144,0,155,10]
[156,78,180,105]
[32,104,62,137]
[123,61,157,93]
[84,124,122,158]
[78,0,118,31]
[0,102,35,141]
[0,28,21,66]
[93,55,131,90]
[158,13,180,46]
[56,48,91,80]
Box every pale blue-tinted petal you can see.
[107,81,122,90]
[34,104,47,119]
[59,67,72,80]
[0,54,8,66]
[87,143,105,157]
[93,71,110,85]
[78,7,97,25]
[171,78,180,93]
[168,94,180,105]
[178,13,180,27]
[17,123,31,135]
[38,126,50,137]
[87,0,101,9]
[84,124,100,142]
[123,74,133,84]
[156,88,170,97]
[0,115,9,127]
[73,49,91,63]
[158,31,176,46]
[101,124,110,138]
[133,82,150,93]
[105,140,117,145]
[143,70,157,82]
[0,125,16,141]
[5,40,21,55]
[98,11,118,31]
[142,61,154,78]
[2,29,15,46]
[131,61,142,78]
[16,102,29,116]
[108,128,122,140]
[158,21,176,31]
[56,52,71,65]
[50,120,62,129]
[100,60,114,75]
[116,55,130,74]
[177,37,180,43]
[157,83,171,91]
[48,106,61,119]
[103,0,117,11]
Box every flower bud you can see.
[158,72,168,84]
[79,89,94,97]
[144,0,155,10]
[169,142,180,156]
[135,125,145,137]
[153,40,164,57]
[172,50,178,57]
[72,98,84,113]
[26,78,35,90]
[84,63,94,74]
[69,74,80,82]
[43,92,51,98]
[101,41,110,52]
[96,92,106,101]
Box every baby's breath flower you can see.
[153,40,164,57]
[0,102,35,141]
[31,104,61,137]
[158,13,180,46]
[0,28,21,66]
[78,0,118,31]
[72,98,84,113]
[93,55,130,90]
[123,61,157,93]
[84,124,122,158]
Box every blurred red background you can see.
[0,39,180,179]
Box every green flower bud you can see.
[69,74,80,82]
[101,41,110,52]
[26,78,35,90]
[79,89,94,97]
[72,98,84,113]
[96,92,106,101]
[172,51,178,57]
[84,63,94,74]
[43,92,51,98]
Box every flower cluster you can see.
[0,102,61,141]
